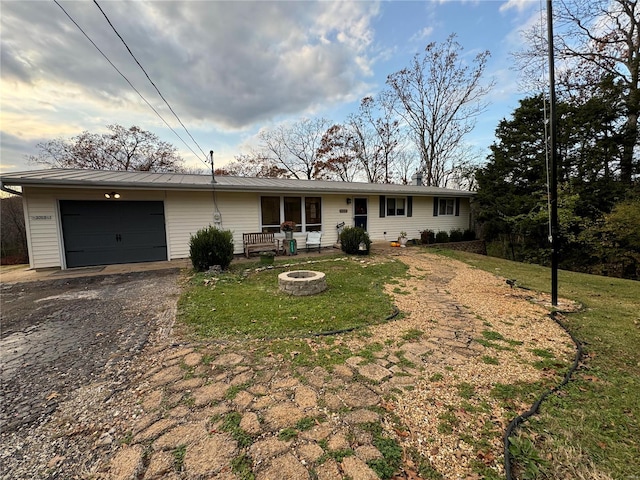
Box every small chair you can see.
[306,231,322,253]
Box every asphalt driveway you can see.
[0,268,182,433]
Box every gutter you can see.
[0,179,476,197]
[0,180,22,196]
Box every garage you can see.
[60,200,167,268]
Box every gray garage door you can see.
[60,201,167,268]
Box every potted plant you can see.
[281,220,297,240]
[399,231,408,246]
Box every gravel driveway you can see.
[0,269,181,478]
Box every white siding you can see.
[165,191,259,257]
[321,195,353,245]
[368,196,471,241]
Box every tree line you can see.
[476,0,639,279]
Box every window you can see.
[260,196,322,232]
[438,198,455,216]
[284,197,302,231]
[261,196,281,232]
[386,197,406,216]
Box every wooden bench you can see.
[243,232,279,258]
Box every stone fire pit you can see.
[278,270,327,296]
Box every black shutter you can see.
[433,197,439,216]
[455,198,461,216]
[407,196,413,217]
[379,196,386,218]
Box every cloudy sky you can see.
[1,0,543,173]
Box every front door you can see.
[354,198,367,230]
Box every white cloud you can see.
[1,0,380,139]
[499,0,535,13]
[410,26,435,43]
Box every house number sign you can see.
[30,215,52,220]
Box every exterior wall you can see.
[165,191,258,257]
[320,195,354,245]
[20,186,473,269]
[363,196,471,242]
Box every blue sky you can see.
[0,0,544,174]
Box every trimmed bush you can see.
[462,229,476,241]
[189,226,234,271]
[435,231,449,243]
[420,229,435,245]
[340,226,371,255]
[449,228,464,242]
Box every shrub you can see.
[420,229,435,245]
[435,231,449,243]
[340,226,371,255]
[463,229,476,241]
[449,229,464,242]
[189,226,234,271]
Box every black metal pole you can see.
[547,0,559,306]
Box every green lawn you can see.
[438,249,640,480]
[178,256,407,339]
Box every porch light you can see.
[104,192,120,199]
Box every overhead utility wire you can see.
[92,0,210,165]
[52,0,208,168]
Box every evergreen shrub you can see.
[420,229,435,245]
[462,229,476,241]
[449,229,464,242]
[435,231,450,243]
[189,226,234,271]
[340,226,371,255]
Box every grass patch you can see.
[433,249,640,479]
[252,338,355,370]
[358,422,403,479]
[402,328,424,341]
[231,453,254,480]
[278,428,298,441]
[530,348,556,359]
[456,382,475,400]
[178,257,406,339]
[220,412,254,448]
[481,355,500,365]
[225,383,250,400]
[295,416,317,431]
[172,444,187,471]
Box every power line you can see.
[52,0,209,168]
[92,0,210,164]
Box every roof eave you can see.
[2,175,475,197]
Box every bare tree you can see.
[0,195,28,264]
[315,124,360,181]
[349,95,404,183]
[257,118,332,179]
[28,124,185,172]
[386,34,494,187]
[515,0,639,185]
[216,153,290,178]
